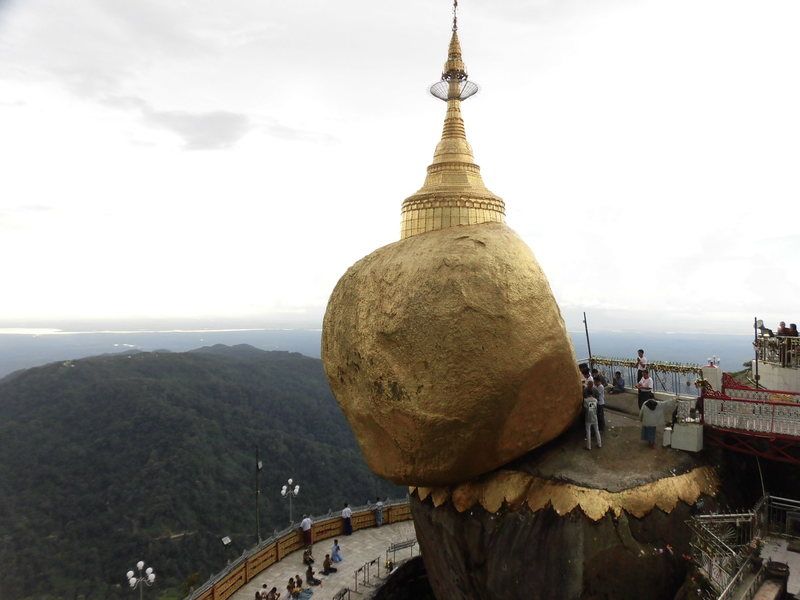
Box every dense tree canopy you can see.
[0,345,402,599]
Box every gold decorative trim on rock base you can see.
[410,465,719,521]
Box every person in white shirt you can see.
[341,503,353,536]
[373,497,384,527]
[593,377,606,432]
[579,363,593,388]
[636,369,654,409]
[635,349,648,383]
[300,515,313,547]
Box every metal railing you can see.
[386,539,418,565]
[352,556,382,592]
[331,588,351,600]
[760,495,800,539]
[703,397,800,438]
[351,538,420,593]
[689,494,800,599]
[717,559,766,600]
[688,515,751,593]
[586,356,702,398]
[755,336,800,368]
[184,498,411,600]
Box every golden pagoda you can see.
[400,7,505,239]
[322,1,581,486]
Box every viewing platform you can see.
[186,501,415,600]
[230,519,416,600]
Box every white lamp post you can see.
[280,478,301,523]
[126,560,156,600]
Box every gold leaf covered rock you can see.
[322,222,581,485]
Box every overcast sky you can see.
[1,0,798,334]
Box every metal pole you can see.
[753,317,761,389]
[255,445,262,544]
[289,494,293,523]
[583,312,593,368]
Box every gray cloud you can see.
[142,108,252,150]
[103,94,253,149]
[263,120,337,144]
[103,94,333,149]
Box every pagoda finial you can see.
[399,2,505,240]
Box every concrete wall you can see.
[751,361,800,393]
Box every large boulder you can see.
[322,222,580,486]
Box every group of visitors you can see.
[579,348,671,449]
[774,321,798,337]
[275,497,386,597]
[256,573,316,600]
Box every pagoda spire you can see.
[400,1,505,240]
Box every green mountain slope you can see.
[0,345,401,600]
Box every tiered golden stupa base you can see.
[408,424,720,600]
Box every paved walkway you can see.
[232,520,417,600]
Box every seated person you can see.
[322,554,338,575]
[302,548,314,565]
[609,371,625,394]
[305,565,321,586]
[331,539,343,562]
[286,579,312,600]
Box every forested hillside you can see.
[0,345,401,600]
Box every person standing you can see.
[579,363,593,387]
[594,376,606,431]
[639,397,661,448]
[300,515,312,548]
[373,497,384,527]
[583,388,601,450]
[341,503,353,535]
[635,349,648,383]
[636,369,654,409]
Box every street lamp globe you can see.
[294,485,300,494]
[126,560,157,597]
[281,486,287,496]
[288,478,293,485]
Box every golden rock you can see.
[321,15,580,486]
[322,222,581,485]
